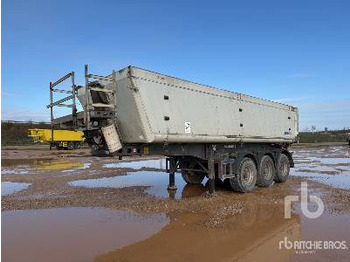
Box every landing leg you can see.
[167,158,177,191]
[206,146,217,197]
[208,178,215,194]
[168,189,176,200]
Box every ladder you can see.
[47,72,78,148]
[84,64,117,130]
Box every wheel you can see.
[257,155,275,187]
[228,157,257,193]
[67,142,74,150]
[91,149,111,157]
[181,170,205,185]
[180,160,205,185]
[274,154,290,183]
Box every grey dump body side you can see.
[111,67,298,144]
[51,65,299,194]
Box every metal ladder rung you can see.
[47,95,74,108]
[52,88,72,94]
[56,104,73,108]
[91,103,115,108]
[88,74,114,82]
[90,87,115,93]
[51,73,72,88]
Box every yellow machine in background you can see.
[28,129,84,150]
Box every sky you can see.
[2,0,350,131]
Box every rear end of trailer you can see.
[49,65,299,195]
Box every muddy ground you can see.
[1,144,350,262]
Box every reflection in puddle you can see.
[1,181,31,196]
[104,159,166,170]
[291,146,350,189]
[70,171,208,199]
[1,159,90,174]
[2,207,168,262]
[97,204,301,262]
[290,205,350,261]
[291,171,350,190]
[1,169,29,175]
[1,158,53,167]
[306,156,350,165]
[34,161,87,171]
[97,203,350,262]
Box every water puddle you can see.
[96,202,348,262]
[1,181,31,196]
[1,158,53,167]
[1,159,90,174]
[1,169,29,175]
[2,207,168,262]
[291,146,350,189]
[104,159,166,170]
[291,171,350,190]
[35,161,88,171]
[99,206,298,261]
[97,203,350,262]
[295,164,349,174]
[2,197,349,262]
[289,204,350,261]
[70,171,208,199]
[306,156,350,166]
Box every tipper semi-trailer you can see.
[48,65,299,195]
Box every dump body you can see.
[50,65,299,194]
[28,129,84,142]
[107,67,298,145]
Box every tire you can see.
[228,157,257,193]
[180,160,205,185]
[274,153,290,183]
[257,155,275,187]
[181,170,205,185]
[91,149,111,157]
[67,142,74,150]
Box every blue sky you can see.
[2,0,350,130]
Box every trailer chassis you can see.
[111,142,294,196]
[48,65,295,196]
